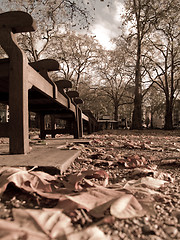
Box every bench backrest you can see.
[0,11,36,33]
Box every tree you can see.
[123,0,166,129]
[97,48,132,121]
[143,85,165,128]
[80,85,112,120]
[46,31,100,90]
[0,0,92,61]
[144,0,180,129]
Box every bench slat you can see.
[27,65,76,113]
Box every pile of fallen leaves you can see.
[0,130,180,239]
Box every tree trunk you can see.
[114,103,119,121]
[114,103,119,129]
[164,99,173,130]
[150,109,154,129]
[131,40,143,129]
[131,0,143,130]
[132,95,142,129]
[164,43,175,130]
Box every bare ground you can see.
[0,129,180,239]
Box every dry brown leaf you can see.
[0,167,109,204]
[54,197,87,215]
[67,226,110,240]
[123,141,141,149]
[0,219,46,240]
[110,194,145,219]
[63,169,109,190]
[130,168,174,182]
[124,155,147,168]
[0,167,68,199]
[0,208,74,239]
[64,184,121,207]
[14,208,73,239]
[129,168,155,178]
[89,198,116,218]
[160,159,179,165]
[94,159,114,167]
[140,142,152,150]
[124,176,168,190]
[57,184,126,218]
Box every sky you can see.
[87,0,124,49]
[0,0,124,50]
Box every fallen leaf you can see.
[110,194,145,219]
[0,209,74,239]
[160,159,180,166]
[140,142,152,150]
[64,169,109,190]
[57,183,125,217]
[13,208,73,239]
[128,167,173,181]
[89,198,115,218]
[94,159,114,167]
[0,167,57,190]
[0,167,68,199]
[67,226,110,240]
[125,155,147,168]
[54,197,86,215]
[124,176,168,190]
[0,219,33,240]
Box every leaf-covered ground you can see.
[0,129,180,240]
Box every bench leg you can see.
[73,119,79,139]
[78,108,83,138]
[89,121,93,134]
[0,29,30,154]
[51,115,56,138]
[9,54,29,154]
[39,113,46,139]
[73,107,80,139]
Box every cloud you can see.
[89,0,124,49]
[91,23,115,49]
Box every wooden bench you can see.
[0,11,87,154]
[29,59,59,98]
[83,110,98,134]
[28,61,83,139]
[40,88,86,139]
